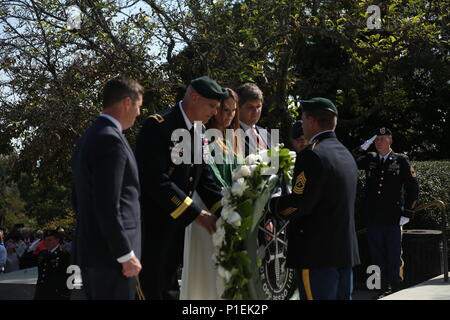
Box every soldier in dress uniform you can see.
[34,229,71,300]
[135,76,228,300]
[270,97,360,300]
[353,127,419,297]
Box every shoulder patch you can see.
[395,153,409,160]
[293,171,307,195]
[149,114,164,123]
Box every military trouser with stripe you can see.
[296,267,353,300]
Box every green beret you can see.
[291,120,304,139]
[375,127,392,136]
[190,76,229,100]
[301,97,338,116]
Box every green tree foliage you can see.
[0,0,448,224]
[0,155,34,229]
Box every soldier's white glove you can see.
[360,135,377,151]
[399,216,410,226]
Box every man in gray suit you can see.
[72,76,143,299]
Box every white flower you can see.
[221,204,235,220]
[221,187,231,199]
[239,165,251,177]
[289,150,297,160]
[231,167,242,181]
[216,274,225,298]
[226,211,242,228]
[258,149,270,164]
[221,187,231,206]
[231,178,248,197]
[245,153,262,165]
[212,223,226,247]
[217,265,232,282]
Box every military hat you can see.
[43,229,62,240]
[375,127,392,136]
[291,120,304,139]
[301,97,338,116]
[190,76,229,100]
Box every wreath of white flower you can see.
[212,145,295,299]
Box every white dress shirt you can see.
[179,102,193,130]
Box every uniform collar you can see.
[100,114,122,132]
[178,101,193,130]
[379,150,393,162]
[309,130,335,143]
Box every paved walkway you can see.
[381,273,450,300]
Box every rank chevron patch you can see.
[293,171,306,195]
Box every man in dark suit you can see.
[236,83,272,155]
[135,76,227,300]
[72,76,143,300]
[353,127,419,297]
[270,98,360,300]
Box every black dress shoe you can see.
[375,289,392,299]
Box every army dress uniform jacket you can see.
[353,148,419,226]
[273,131,360,269]
[34,246,71,300]
[135,103,223,297]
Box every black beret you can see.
[190,76,229,101]
[43,229,61,239]
[301,97,338,116]
[375,127,392,136]
[291,120,304,139]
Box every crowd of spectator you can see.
[0,224,72,274]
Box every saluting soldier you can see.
[135,76,228,300]
[34,229,71,300]
[353,127,419,297]
[270,98,360,300]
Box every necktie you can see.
[251,126,265,149]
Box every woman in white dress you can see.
[180,89,243,299]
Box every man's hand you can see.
[121,256,142,278]
[195,210,217,235]
[360,135,377,151]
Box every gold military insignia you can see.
[279,207,297,216]
[293,171,307,195]
[410,166,416,178]
[171,195,182,206]
[149,114,164,123]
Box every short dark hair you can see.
[236,83,264,106]
[304,109,337,130]
[102,76,144,108]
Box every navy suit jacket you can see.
[72,116,141,268]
